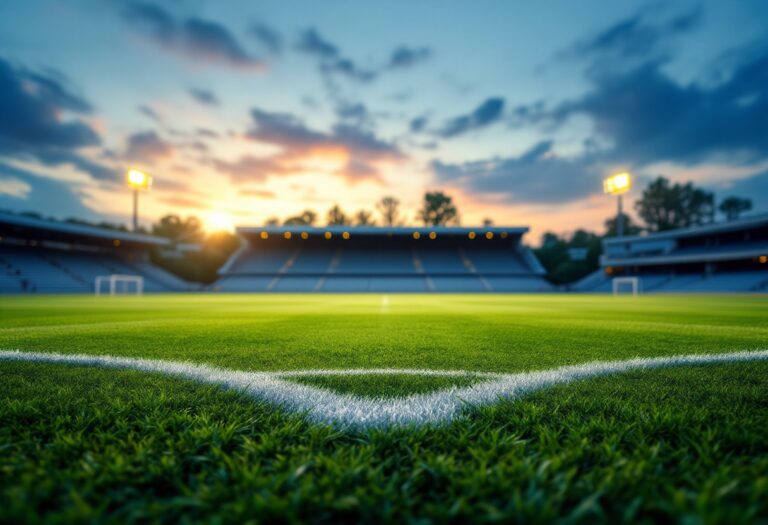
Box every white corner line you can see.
[1,349,767,429]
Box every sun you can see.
[204,211,235,233]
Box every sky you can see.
[0,0,767,241]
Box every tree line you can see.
[535,176,753,285]
[265,192,462,228]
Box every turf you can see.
[290,374,485,397]
[1,294,767,523]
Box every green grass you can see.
[290,374,485,397]
[1,294,767,523]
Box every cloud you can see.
[137,104,162,122]
[437,97,505,138]
[212,155,286,182]
[214,107,404,184]
[124,131,174,162]
[0,162,101,220]
[121,2,264,70]
[546,53,768,166]
[0,57,118,182]
[188,87,219,106]
[714,170,768,212]
[432,141,603,204]
[563,7,702,64]
[295,29,431,83]
[249,23,283,55]
[296,28,376,82]
[0,57,100,154]
[239,188,276,199]
[410,116,428,133]
[388,46,431,69]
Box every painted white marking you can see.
[1,349,767,429]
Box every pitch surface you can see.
[1,294,767,523]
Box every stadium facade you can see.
[2,209,767,294]
[214,226,552,293]
[577,213,768,293]
[0,212,190,293]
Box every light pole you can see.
[126,169,152,232]
[603,172,632,237]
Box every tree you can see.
[151,214,204,242]
[326,205,350,226]
[482,218,494,227]
[376,196,401,226]
[533,229,603,285]
[604,213,643,237]
[634,177,715,232]
[354,210,376,226]
[417,191,458,226]
[264,217,280,226]
[284,209,317,226]
[719,196,752,221]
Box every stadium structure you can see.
[0,212,191,293]
[2,209,767,294]
[577,213,768,293]
[215,226,552,292]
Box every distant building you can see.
[576,214,768,293]
[215,226,551,292]
[0,212,191,293]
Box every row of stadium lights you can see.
[258,231,510,240]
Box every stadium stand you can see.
[0,212,193,293]
[215,226,552,292]
[575,213,768,293]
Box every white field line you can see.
[1,349,767,429]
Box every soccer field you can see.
[2,294,767,523]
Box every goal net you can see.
[95,274,144,296]
[612,276,641,296]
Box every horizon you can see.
[1,0,767,242]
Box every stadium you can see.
[2,2,768,524]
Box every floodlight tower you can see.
[126,169,152,232]
[603,172,632,237]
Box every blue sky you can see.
[0,0,767,238]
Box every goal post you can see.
[95,275,144,296]
[612,276,641,296]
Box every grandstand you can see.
[215,226,551,293]
[0,212,192,293]
[577,213,768,293]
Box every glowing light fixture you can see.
[468,231,476,240]
[342,231,350,240]
[324,231,332,239]
[125,169,152,231]
[603,172,632,195]
[301,232,309,240]
[760,255,767,264]
[485,232,494,240]
[604,171,633,237]
[260,231,269,240]
[412,232,421,240]
[429,232,437,240]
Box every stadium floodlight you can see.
[126,169,152,232]
[604,171,632,237]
